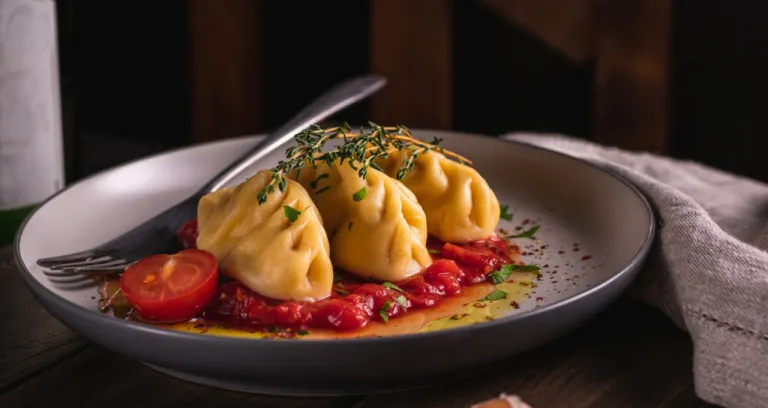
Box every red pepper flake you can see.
[573,247,580,252]
[581,255,592,261]
[510,301,520,309]
[536,297,544,301]
[522,219,530,225]
[558,250,566,254]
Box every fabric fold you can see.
[502,133,768,408]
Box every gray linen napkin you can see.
[502,133,768,408]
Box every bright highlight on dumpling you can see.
[375,149,500,242]
[289,160,432,282]
[196,170,333,301]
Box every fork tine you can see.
[47,256,121,270]
[60,261,135,275]
[37,250,109,267]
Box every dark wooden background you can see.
[55,0,768,185]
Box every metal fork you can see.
[37,75,387,276]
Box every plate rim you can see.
[13,129,656,345]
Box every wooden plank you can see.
[591,0,671,153]
[354,300,711,408]
[0,246,89,390]
[370,0,453,129]
[478,0,592,63]
[0,344,360,408]
[188,0,263,143]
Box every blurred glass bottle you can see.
[0,0,65,245]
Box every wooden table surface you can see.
[0,245,715,408]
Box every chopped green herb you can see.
[309,173,329,189]
[298,330,309,335]
[334,286,350,295]
[428,249,441,254]
[395,295,407,307]
[479,289,508,302]
[382,282,404,293]
[500,204,513,221]
[315,186,330,196]
[283,205,301,223]
[490,264,541,284]
[490,265,515,284]
[517,264,541,272]
[333,271,343,282]
[348,221,353,231]
[352,186,367,202]
[511,225,539,239]
[379,301,392,323]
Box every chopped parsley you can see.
[315,186,330,196]
[297,330,309,336]
[500,204,513,221]
[511,225,539,239]
[516,264,542,272]
[283,205,301,223]
[490,264,541,284]
[352,187,367,202]
[395,295,407,307]
[490,265,515,284]
[479,289,508,302]
[428,249,441,254]
[379,301,392,323]
[382,282,404,293]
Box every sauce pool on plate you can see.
[98,232,539,339]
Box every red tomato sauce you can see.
[177,220,520,332]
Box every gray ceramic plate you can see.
[15,130,654,396]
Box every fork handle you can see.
[197,75,387,194]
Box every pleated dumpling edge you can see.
[376,149,501,243]
[196,170,333,302]
[288,159,432,282]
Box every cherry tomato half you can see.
[120,249,218,322]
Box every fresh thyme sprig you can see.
[256,122,471,204]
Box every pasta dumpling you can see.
[288,160,432,282]
[375,149,500,242]
[196,170,333,301]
